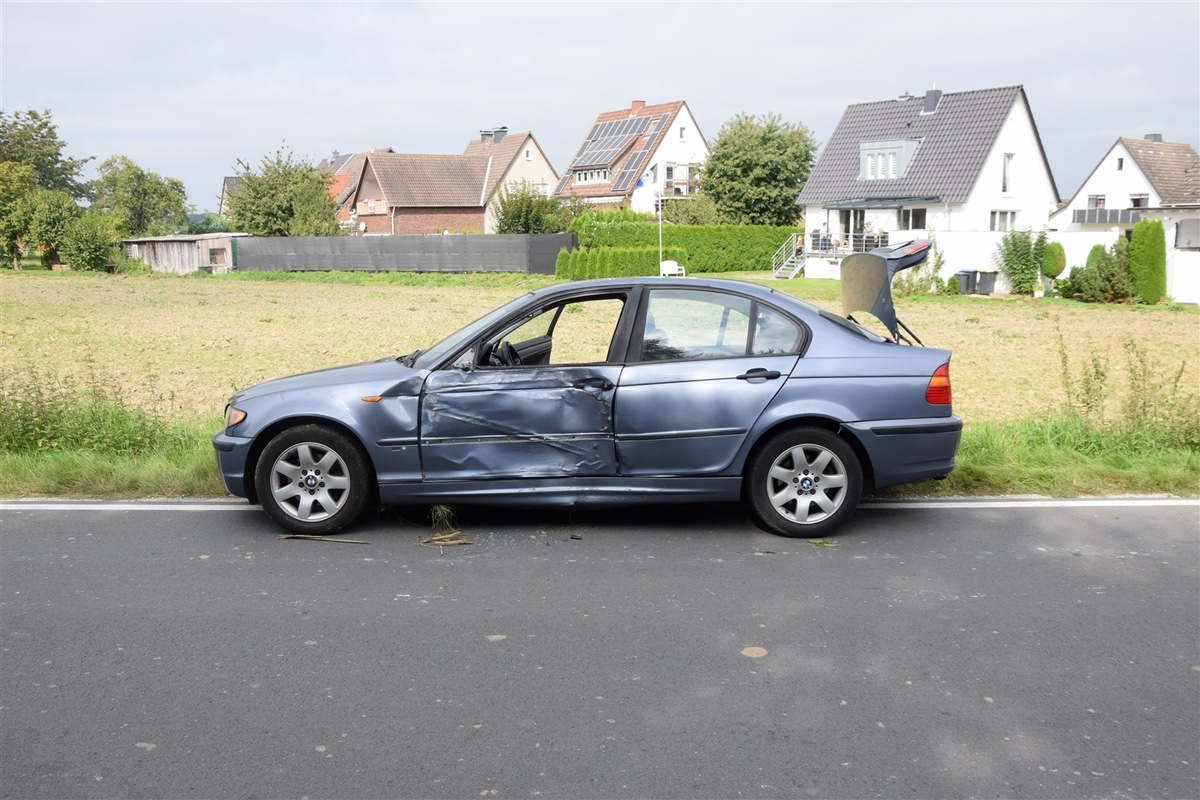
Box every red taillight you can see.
[926,363,952,405]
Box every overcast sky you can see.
[3,0,1197,213]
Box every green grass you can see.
[0,377,1195,500]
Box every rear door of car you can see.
[614,287,804,475]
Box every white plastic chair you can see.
[659,260,686,277]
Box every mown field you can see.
[2,270,1196,428]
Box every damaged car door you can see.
[418,295,626,481]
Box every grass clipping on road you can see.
[1,270,1196,499]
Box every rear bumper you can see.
[844,416,963,488]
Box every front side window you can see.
[1130,194,1149,208]
[1087,195,1106,210]
[990,210,1016,231]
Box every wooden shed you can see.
[120,233,254,275]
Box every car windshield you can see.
[409,292,535,370]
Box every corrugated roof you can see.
[1120,137,1200,205]
[798,86,1049,206]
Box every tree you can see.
[697,113,817,226]
[1127,219,1167,304]
[58,212,117,272]
[91,156,189,237]
[187,212,231,234]
[225,147,341,236]
[661,194,725,226]
[22,188,81,266]
[493,180,563,233]
[0,109,92,199]
[0,161,36,267]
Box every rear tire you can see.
[746,427,862,538]
[254,424,370,535]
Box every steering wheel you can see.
[496,341,522,367]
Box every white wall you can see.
[630,104,710,214]
[1050,141,1159,228]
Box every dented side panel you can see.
[419,366,623,480]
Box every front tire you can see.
[254,424,371,535]
[746,427,862,538]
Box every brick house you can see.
[326,128,559,235]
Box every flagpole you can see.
[658,190,663,266]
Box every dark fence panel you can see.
[233,233,576,274]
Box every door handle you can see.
[574,378,614,391]
[736,369,782,382]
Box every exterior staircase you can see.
[772,233,804,278]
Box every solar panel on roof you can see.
[611,114,670,192]
[573,117,650,168]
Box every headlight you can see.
[224,405,247,429]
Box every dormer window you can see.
[575,168,611,185]
[860,139,919,180]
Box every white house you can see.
[553,100,710,214]
[1048,135,1199,303]
[796,86,1061,283]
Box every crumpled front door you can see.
[419,366,622,481]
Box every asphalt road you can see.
[1,499,1197,800]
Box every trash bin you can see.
[955,269,977,294]
[977,270,997,295]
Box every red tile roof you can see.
[556,100,687,201]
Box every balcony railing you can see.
[808,231,889,254]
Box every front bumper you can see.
[212,431,255,498]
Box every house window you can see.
[576,169,611,185]
[525,149,532,161]
[900,208,927,230]
[208,248,225,266]
[680,127,686,140]
[990,211,1016,231]
[1117,157,1124,170]
[665,165,674,181]
[1002,153,1014,193]
[859,139,919,180]
[1087,195,1105,209]
[1130,194,1149,208]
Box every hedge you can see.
[555,246,690,280]
[572,220,796,273]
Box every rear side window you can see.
[639,289,803,361]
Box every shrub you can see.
[993,228,1039,294]
[573,220,793,273]
[1127,219,1167,304]
[1072,239,1134,303]
[57,212,116,272]
[946,275,960,294]
[1041,241,1066,280]
[554,246,689,280]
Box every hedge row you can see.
[573,221,796,273]
[555,246,690,281]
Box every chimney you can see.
[631,100,646,115]
[480,127,508,144]
[920,89,943,115]
[1145,133,1164,143]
